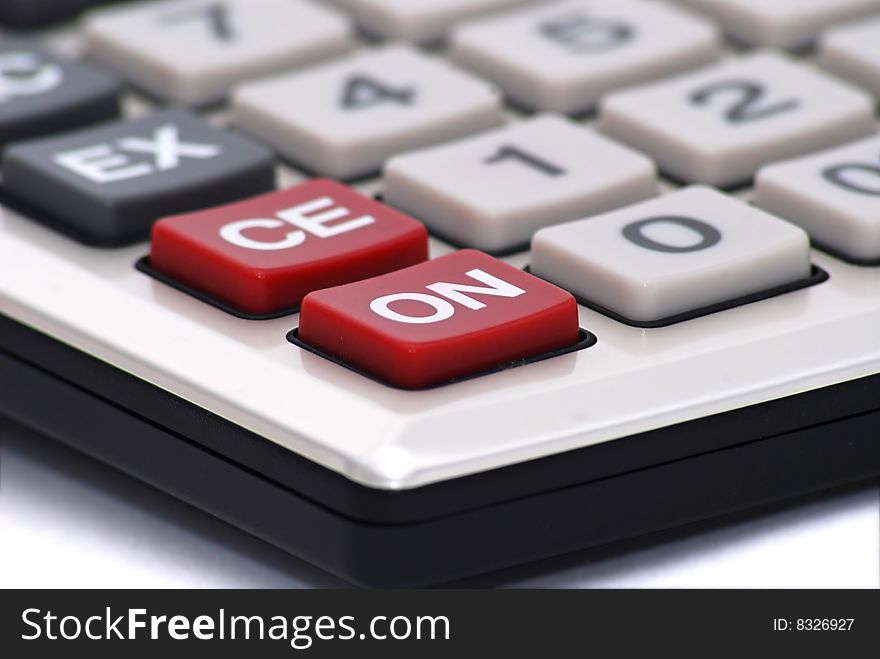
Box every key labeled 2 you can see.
[297,250,582,389]
[599,52,874,188]
[2,109,275,246]
[150,179,429,316]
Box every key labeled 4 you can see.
[150,179,428,316]
[297,250,582,389]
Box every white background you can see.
[1,420,877,589]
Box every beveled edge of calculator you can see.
[286,327,598,391]
[524,264,830,329]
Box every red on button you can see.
[150,179,429,316]
[298,250,582,389]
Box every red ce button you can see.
[150,179,428,316]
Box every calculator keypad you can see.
[232,44,503,180]
[450,0,721,115]
[2,109,275,246]
[599,51,875,188]
[0,39,119,148]
[83,0,355,106]
[298,249,581,389]
[531,186,812,323]
[756,136,880,263]
[1,0,879,395]
[150,179,428,316]
[384,114,657,253]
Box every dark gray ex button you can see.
[0,38,120,148]
[2,109,276,246]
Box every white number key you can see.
[756,135,880,263]
[449,0,720,115]
[83,0,354,106]
[383,114,657,253]
[679,0,880,49]
[819,16,880,100]
[232,44,503,180]
[531,186,812,323]
[599,51,875,188]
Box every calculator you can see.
[2,0,880,587]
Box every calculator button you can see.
[232,44,503,180]
[449,0,721,115]
[680,0,880,49]
[298,250,581,389]
[819,16,880,100]
[756,136,880,263]
[531,186,811,323]
[150,179,429,316]
[384,114,657,253]
[331,0,531,44]
[2,109,275,246]
[0,39,119,148]
[83,0,354,106]
[599,51,875,188]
